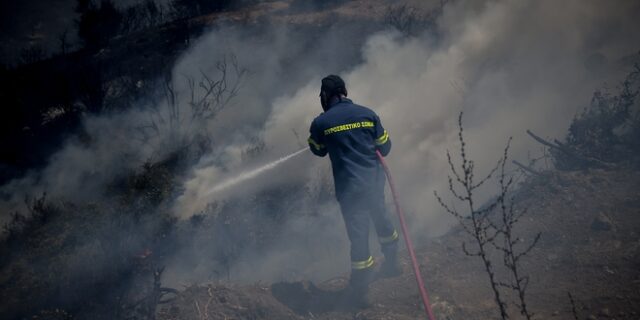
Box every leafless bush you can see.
[0,197,171,318]
[494,144,540,319]
[567,63,640,161]
[123,266,178,320]
[241,137,266,162]
[528,61,640,170]
[58,30,70,55]
[121,0,169,34]
[19,45,46,65]
[136,54,247,155]
[435,112,539,319]
[184,59,245,122]
[2,193,57,244]
[76,0,122,49]
[384,2,444,37]
[434,112,508,318]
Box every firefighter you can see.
[308,75,400,307]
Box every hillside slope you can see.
[156,167,640,319]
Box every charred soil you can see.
[157,167,640,319]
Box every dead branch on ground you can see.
[512,160,542,176]
[526,129,614,170]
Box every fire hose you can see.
[376,150,436,320]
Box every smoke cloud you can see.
[164,0,640,283]
[256,0,640,236]
[2,0,639,286]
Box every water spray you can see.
[205,148,308,196]
[198,146,436,319]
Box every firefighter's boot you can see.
[379,242,402,278]
[344,267,373,309]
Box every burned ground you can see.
[152,167,640,320]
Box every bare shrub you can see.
[19,45,46,65]
[434,112,509,319]
[563,63,640,164]
[494,144,540,319]
[435,112,539,319]
[528,62,640,170]
[136,54,247,156]
[58,29,70,55]
[121,0,169,34]
[76,0,123,49]
[2,193,57,245]
[384,2,445,37]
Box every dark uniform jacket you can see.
[308,98,391,202]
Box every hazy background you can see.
[167,0,640,283]
[2,0,639,286]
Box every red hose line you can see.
[376,150,436,320]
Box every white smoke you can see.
[164,0,640,283]
[254,0,640,236]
